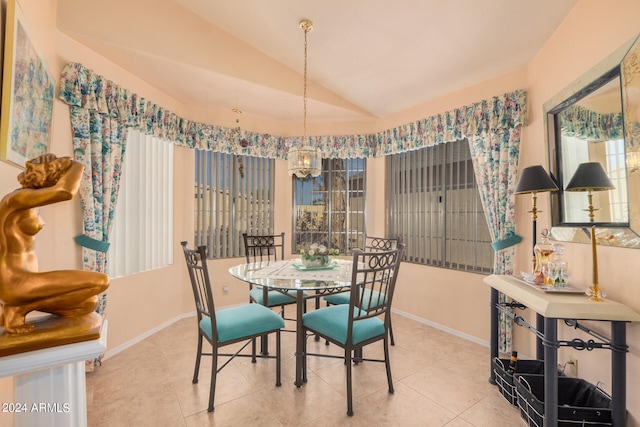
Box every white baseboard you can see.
[104,307,490,361]
[392,308,490,349]
[102,312,196,360]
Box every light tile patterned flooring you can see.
[86,312,524,426]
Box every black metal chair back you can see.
[243,232,285,263]
[364,236,399,252]
[347,244,404,338]
[182,242,218,341]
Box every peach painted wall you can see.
[2,0,640,425]
[515,1,640,423]
[0,0,198,420]
[0,1,58,425]
[53,33,198,348]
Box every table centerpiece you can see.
[300,243,339,268]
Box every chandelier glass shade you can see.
[287,146,322,178]
[288,19,322,178]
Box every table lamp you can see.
[565,162,615,302]
[515,165,559,274]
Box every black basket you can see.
[492,357,545,406]
[515,374,612,427]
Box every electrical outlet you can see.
[566,357,578,377]
[223,286,229,295]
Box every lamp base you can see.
[586,285,605,302]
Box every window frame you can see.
[108,130,174,278]
[386,139,493,273]
[292,158,366,254]
[194,149,275,259]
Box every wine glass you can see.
[558,267,571,287]
[547,260,561,288]
[541,263,553,287]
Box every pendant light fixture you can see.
[288,19,322,178]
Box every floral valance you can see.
[558,104,623,142]
[59,62,527,159]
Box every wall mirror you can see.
[544,33,640,248]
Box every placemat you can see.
[250,259,352,281]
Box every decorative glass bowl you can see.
[301,256,333,268]
[299,243,339,268]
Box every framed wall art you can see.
[0,0,55,165]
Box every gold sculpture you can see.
[0,154,109,356]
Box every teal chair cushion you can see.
[324,289,387,309]
[200,304,285,343]
[250,287,308,306]
[302,304,385,345]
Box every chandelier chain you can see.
[302,21,310,140]
[287,19,321,178]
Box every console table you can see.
[485,275,640,427]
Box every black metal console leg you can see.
[536,314,544,360]
[543,317,558,427]
[611,321,627,427]
[489,288,498,385]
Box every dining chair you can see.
[242,232,309,354]
[302,243,405,416]
[322,236,400,345]
[242,232,298,312]
[181,241,284,412]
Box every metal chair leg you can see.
[346,348,354,416]
[251,337,257,363]
[384,337,394,394]
[302,329,308,384]
[354,347,363,363]
[325,300,331,345]
[260,334,269,355]
[389,318,395,346]
[192,333,203,383]
[207,351,218,412]
[276,330,282,387]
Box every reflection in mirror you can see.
[545,33,640,248]
[555,75,626,224]
[623,35,640,241]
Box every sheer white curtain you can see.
[108,130,174,278]
[562,136,590,222]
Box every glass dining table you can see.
[228,258,353,387]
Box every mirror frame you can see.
[544,33,640,248]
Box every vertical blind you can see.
[109,130,174,277]
[386,139,492,272]
[195,150,274,259]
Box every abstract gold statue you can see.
[0,154,109,355]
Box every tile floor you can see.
[86,312,524,426]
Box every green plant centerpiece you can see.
[300,243,339,268]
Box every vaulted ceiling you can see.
[57,0,577,124]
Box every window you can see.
[293,158,366,254]
[562,136,628,223]
[194,150,274,259]
[108,130,174,278]
[386,139,492,272]
[605,138,628,222]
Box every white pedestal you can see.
[0,321,107,427]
